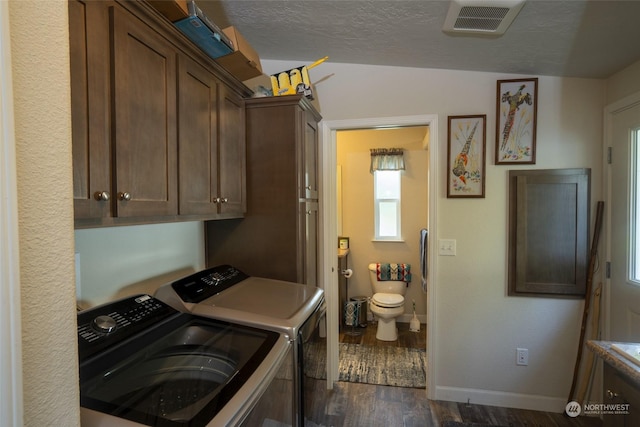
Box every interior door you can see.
[610,100,640,341]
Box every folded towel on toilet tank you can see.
[376,263,411,282]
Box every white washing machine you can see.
[155,265,326,427]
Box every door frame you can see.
[0,1,24,424]
[603,90,640,340]
[319,114,439,397]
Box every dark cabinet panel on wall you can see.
[206,95,321,286]
[508,168,591,297]
[69,0,250,228]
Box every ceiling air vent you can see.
[443,0,526,36]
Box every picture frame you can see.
[495,78,538,164]
[447,115,486,198]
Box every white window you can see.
[630,128,640,284]
[374,170,401,240]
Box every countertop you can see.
[588,340,640,386]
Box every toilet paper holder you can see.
[341,268,353,279]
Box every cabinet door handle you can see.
[117,192,132,201]
[221,197,228,203]
[606,389,619,400]
[94,191,110,201]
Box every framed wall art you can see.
[447,115,486,198]
[495,78,538,164]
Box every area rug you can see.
[304,341,427,388]
[441,422,509,427]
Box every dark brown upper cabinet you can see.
[177,55,246,217]
[70,0,112,220]
[69,0,250,228]
[112,5,178,218]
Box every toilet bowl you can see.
[368,263,408,341]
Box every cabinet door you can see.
[69,0,111,219]
[300,109,319,200]
[111,6,177,217]
[218,86,246,215]
[177,55,219,215]
[300,201,319,286]
[604,363,640,427]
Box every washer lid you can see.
[372,293,404,307]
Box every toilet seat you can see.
[371,293,404,308]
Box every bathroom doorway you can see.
[336,126,428,388]
[320,115,438,397]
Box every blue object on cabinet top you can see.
[174,1,233,59]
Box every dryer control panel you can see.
[171,264,249,303]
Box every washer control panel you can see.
[77,295,177,360]
[171,264,249,303]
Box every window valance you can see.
[370,148,405,173]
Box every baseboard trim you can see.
[434,385,568,413]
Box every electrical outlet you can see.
[516,348,529,366]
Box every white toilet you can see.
[368,263,408,341]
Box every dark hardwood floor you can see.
[339,320,427,349]
[304,322,602,427]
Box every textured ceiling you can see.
[198,0,640,79]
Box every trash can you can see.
[343,300,359,327]
[350,296,368,328]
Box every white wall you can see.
[9,1,80,425]
[337,127,429,320]
[606,59,640,105]
[262,59,606,411]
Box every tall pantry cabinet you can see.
[206,95,322,286]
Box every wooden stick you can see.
[576,283,602,403]
[568,201,604,401]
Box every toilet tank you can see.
[368,263,407,295]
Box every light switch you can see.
[439,239,456,256]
